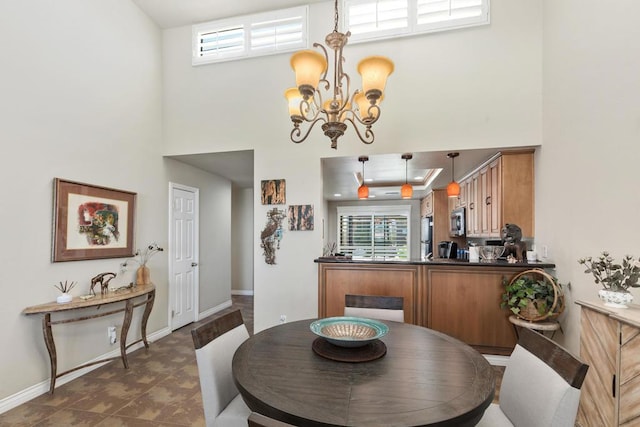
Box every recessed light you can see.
[364,178,374,182]
[413,176,422,181]
[334,193,342,197]
[369,195,376,198]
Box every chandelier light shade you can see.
[358,155,369,199]
[285,0,394,149]
[446,152,461,198]
[401,153,413,199]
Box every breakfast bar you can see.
[316,258,556,355]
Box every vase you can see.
[136,265,151,285]
[56,293,72,304]
[599,289,634,308]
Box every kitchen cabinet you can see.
[576,301,640,427]
[421,191,433,217]
[317,260,554,355]
[462,150,534,238]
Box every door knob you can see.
[191,262,198,267]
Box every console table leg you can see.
[42,313,57,394]
[120,300,134,369]
[141,290,155,348]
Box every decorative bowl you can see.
[479,245,505,262]
[310,317,389,348]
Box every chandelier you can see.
[285,0,394,149]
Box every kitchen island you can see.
[316,258,556,355]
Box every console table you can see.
[23,283,155,394]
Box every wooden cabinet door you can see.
[619,323,640,426]
[479,166,491,235]
[488,158,502,236]
[421,192,433,217]
[577,307,618,426]
[427,268,516,354]
[467,173,480,236]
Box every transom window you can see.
[344,0,490,43]
[337,206,411,260]
[192,6,308,65]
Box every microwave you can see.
[450,207,466,237]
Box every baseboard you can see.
[198,299,233,321]
[0,326,171,415]
[231,289,254,296]
[484,354,509,366]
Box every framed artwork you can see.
[288,205,314,231]
[52,178,136,262]
[261,179,286,205]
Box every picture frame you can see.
[261,179,286,205]
[288,205,314,231]
[52,178,136,262]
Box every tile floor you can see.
[0,296,503,426]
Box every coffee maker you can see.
[438,241,458,259]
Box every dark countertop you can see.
[315,257,556,269]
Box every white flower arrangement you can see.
[121,242,164,270]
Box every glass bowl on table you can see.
[310,316,388,348]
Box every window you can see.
[192,6,307,65]
[344,0,490,43]
[337,206,411,260]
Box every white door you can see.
[169,183,199,330]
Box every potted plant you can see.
[501,269,565,321]
[578,252,640,308]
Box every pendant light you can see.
[446,152,460,198]
[401,153,413,199]
[358,155,369,199]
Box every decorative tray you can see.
[310,316,388,348]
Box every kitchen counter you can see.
[317,258,556,355]
[315,257,556,269]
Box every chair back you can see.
[344,294,405,322]
[499,326,589,427]
[191,309,250,426]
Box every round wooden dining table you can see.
[232,319,495,427]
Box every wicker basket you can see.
[508,269,565,322]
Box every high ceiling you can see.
[137,1,526,201]
[131,0,326,29]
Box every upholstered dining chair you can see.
[191,309,251,427]
[477,326,589,427]
[344,294,405,322]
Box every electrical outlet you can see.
[279,314,287,324]
[108,326,117,345]
[542,245,549,259]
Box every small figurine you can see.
[90,272,116,296]
[501,224,527,262]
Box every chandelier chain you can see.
[334,0,339,33]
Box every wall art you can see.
[52,178,136,262]
[260,207,286,265]
[261,179,286,205]
[288,205,314,231]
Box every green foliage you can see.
[501,273,562,318]
[578,251,640,292]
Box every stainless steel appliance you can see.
[450,207,466,237]
[438,241,458,259]
[421,216,433,259]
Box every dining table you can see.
[232,318,496,426]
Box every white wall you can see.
[232,187,254,294]
[538,0,640,351]
[162,0,544,332]
[0,0,165,400]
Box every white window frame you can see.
[343,0,490,44]
[192,6,308,66]
[337,205,411,260]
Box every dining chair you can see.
[248,412,295,426]
[477,326,589,427]
[191,309,251,427]
[344,294,405,322]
